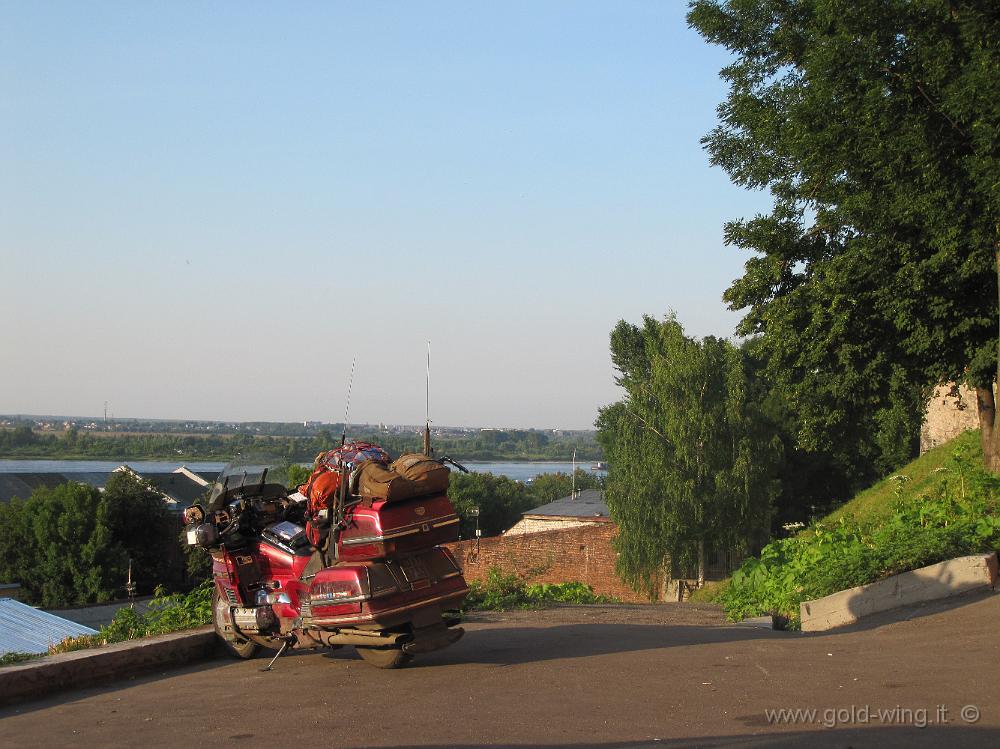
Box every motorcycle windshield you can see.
[205,454,293,511]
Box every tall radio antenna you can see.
[342,357,356,446]
[423,341,432,456]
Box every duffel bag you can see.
[355,460,416,502]
[390,453,451,496]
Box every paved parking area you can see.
[2,594,998,748]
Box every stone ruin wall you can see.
[920,383,982,454]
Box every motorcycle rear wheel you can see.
[212,588,259,659]
[355,646,412,669]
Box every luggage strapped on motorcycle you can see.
[302,441,393,555]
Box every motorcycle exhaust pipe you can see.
[315,630,409,648]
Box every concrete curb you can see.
[0,626,218,706]
[800,552,999,632]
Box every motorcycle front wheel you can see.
[355,646,412,669]
[212,588,259,659]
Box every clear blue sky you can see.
[0,1,769,429]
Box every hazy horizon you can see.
[2,411,599,433]
[1,2,770,430]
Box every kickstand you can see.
[259,637,293,672]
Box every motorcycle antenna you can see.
[423,341,432,456]
[342,357,357,447]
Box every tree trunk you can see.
[697,539,705,588]
[988,243,1000,476]
[976,386,999,473]
[987,240,1000,475]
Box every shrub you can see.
[50,579,213,654]
[464,567,616,611]
[719,442,1000,628]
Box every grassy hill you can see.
[822,430,982,525]
[706,429,1000,627]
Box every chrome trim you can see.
[340,514,459,546]
[341,529,419,546]
[309,588,470,625]
[311,594,367,605]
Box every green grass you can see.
[716,430,1000,628]
[0,651,44,666]
[464,568,617,611]
[822,430,982,525]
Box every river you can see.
[0,459,605,482]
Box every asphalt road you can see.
[2,593,999,748]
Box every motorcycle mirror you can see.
[184,504,205,525]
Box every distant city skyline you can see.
[1,2,770,430]
[2,413,597,433]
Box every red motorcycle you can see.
[184,442,469,669]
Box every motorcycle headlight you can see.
[189,522,218,547]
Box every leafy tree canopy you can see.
[597,315,780,597]
[102,471,185,592]
[688,0,1000,469]
[528,470,603,506]
[447,472,538,539]
[0,483,127,607]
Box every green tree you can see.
[447,472,536,538]
[2,483,127,606]
[102,471,183,594]
[688,0,1000,471]
[596,315,780,596]
[284,462,313,489]
[10,425,36,447]
[529,470,603,506]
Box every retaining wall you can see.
[800,552,999,632]
[0,626,217,705]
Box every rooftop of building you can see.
[522,488,610,520]
[0,597,98,655]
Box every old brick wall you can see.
[920,383,982,454]
[445,522,654,603]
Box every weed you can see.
[50,579,213,654]
[464,567,616,611]
[0,651,44,666]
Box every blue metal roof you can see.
[0,598,98,655]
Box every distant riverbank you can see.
[0,459,605,482]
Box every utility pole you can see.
[571,448,577,498]
[423,341,432,456]
[126,558,136,607]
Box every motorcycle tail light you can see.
[367,564,400,598]
[310,579,366,604]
